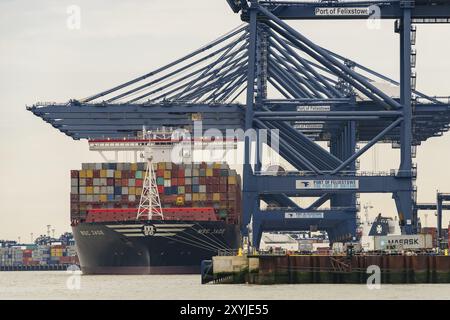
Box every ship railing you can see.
[258,249,288,256]
[217,249,240,256]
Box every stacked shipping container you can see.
[70,162,241,224]
[0,245,78,267]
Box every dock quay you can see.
[202,254,450,284]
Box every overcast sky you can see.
[0,0,449,242]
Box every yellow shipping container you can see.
[115,170,122,179]
[228,176,237,185]
[213,193,220,201]
[99,195,107,202]
[158,163,165,170]
[213,163,221,169]
[79,170,86,178]
[129,187,136,195]
[164,171,171,179]
[131,163,138,171]
[199,193,207,201]
[135,187,142,195]
[100,170,107,178]
[192,193,199,201]
[86,170,94,178]
[86,186,94,194]
[206,168,213,177]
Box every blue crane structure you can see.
[28,0,450,247]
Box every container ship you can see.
[70,161,242,274]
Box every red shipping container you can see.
[178,177,185,185]
[122,171,129,179]
[219,185,227,192]
[200,162,207,169]
[122,178,129,186]
[171,178,178,186]
[135,179,143,187]
[206,185,213,193]
[206,177,213,185]
[157,169,164,177]
[93,170,100,178]
[115,179,122,187]
[178,169,185,178]
[212,177,219,184]
[71,170,79,178]
[220,193,227,201]
[171,169,178,178]
[121,195,128,202]
[199,177,206,184]
[107,178,114,186]
[158,186,164,194]
[86,178,93,186]
[213,169,220,177]
[212,185,219,192]
[186,185,192,193]
[219,177,227,184]
[207,193,213,201]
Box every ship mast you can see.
[137,142,164,221]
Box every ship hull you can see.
[72,220,240,275]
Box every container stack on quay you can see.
[70,162,242,223]
[421,227,439,247]
[0,245,78,267]
[0,247,23,266]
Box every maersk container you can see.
[374,234,433,250]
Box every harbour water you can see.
[0,272,449,300]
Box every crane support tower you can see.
[28,0,450,248]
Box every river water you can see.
[0,272,449,300]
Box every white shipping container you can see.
[373,234,433,250]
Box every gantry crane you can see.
[28,0,450,248]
